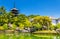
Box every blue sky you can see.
[0,0,60,18]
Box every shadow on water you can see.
[0,33,60,39]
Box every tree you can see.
[56,23,60,29]
[49,24,56,30]
[32,23,42,30]
[33,16,52,30]
[0,6,6,14]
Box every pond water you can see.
[0,33,60,39]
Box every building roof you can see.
[11,8,18,10]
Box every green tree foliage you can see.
[0,6,52,30]
[28,15,40,18]
[33,16,52,30]
[49,24,56,30]
[56,23,60,29]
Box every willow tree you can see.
[33,16,52,30]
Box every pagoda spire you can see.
[11,0,19,16]
[14,0,16,8]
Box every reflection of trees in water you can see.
[5,34,14,39]
[55,35,60,39]
[1,33,60,39]
[32,34,60,39]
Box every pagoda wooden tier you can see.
[11,8,19,16]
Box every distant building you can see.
[49,16,60,24]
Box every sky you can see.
[0,0,60,18]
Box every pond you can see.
[0,33,60,39]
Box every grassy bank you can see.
[33,30,59,35]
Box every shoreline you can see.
[0,30,59,35]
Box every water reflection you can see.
[1,33,60,39]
